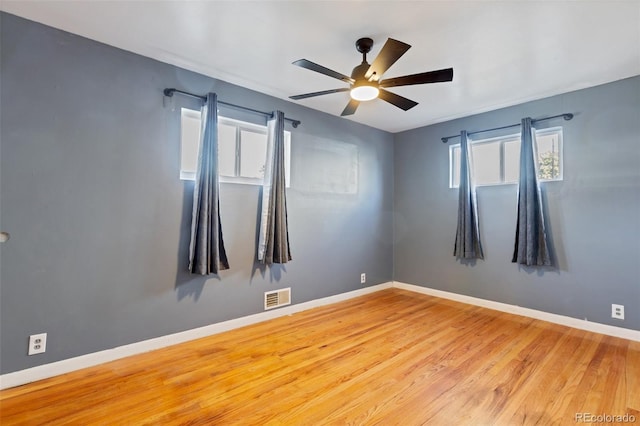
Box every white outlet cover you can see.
[360,273,366,284]
[28,333,47,355]
[611,304,625,320]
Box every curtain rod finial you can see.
[163,88,175,97]
[441,137,448,143]
[563,113,574,121]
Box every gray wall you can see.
[394,76,640,331]
[0,13,394,374]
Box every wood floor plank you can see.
[628,341,640,413]
[1,288,637,425]
[368,314,545,425]
[499,328,601,425]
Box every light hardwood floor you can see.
[1,289,638,425]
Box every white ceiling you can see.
[2,1,639,133]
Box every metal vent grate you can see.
[264,288,291,310]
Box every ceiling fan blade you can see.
[341,99,360,116]
[380,68,454,88]
[292,59,354,84]
[364,38,411,81]
[290,88,350,100]
[378,89,418,111]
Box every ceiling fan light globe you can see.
[350,85,379,101]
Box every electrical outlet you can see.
[360,273,366,284]
[611,304,624,320]
[28,333,47,355]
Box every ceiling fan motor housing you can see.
[351,62,372,81]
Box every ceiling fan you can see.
[289,37,454,116]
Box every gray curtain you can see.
[188,93,230,275]
[512,117,552,266]
[454,130,484,259]
[257,111,292,264]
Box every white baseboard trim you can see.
[0,282,392,390]
[393,281,640,342]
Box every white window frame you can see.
[449,126,563,188]
[180,108,291,187]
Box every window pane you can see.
[536,132,561,180]
[472,142,501,185]
[450,146,461,188]
[447,128,563,188]
[180,110,201,176]
[218,123,237,177]
[503,139,521,183]
[240,130,267,179]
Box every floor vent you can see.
[264,288,291,310]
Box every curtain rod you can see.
[440,113,573,143]
[163,88,301,128]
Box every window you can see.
[180,108,291,185]
[449,127,563,188]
